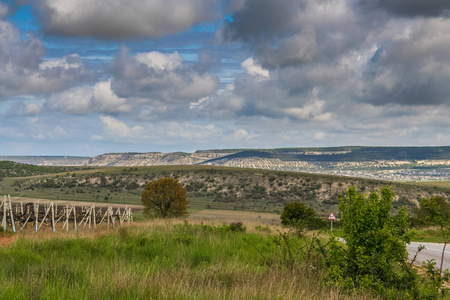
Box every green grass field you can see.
[0,220,375,300]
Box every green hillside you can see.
[1,164,448,215]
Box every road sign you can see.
[328,213,336,220]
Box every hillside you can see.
[0,156,89,166]
[1,146,449,181]
[0,161,86,178]
[86,146,450,181]
[1,165,448,215]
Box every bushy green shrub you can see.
[280,202,325,230]
[323,187,449,298]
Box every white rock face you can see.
[87,151,234,166]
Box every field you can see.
[0,216,380,300]
[1,163,450,298]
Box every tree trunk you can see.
[440,241,447,276]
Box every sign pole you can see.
[328,212,336,233]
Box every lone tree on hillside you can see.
[141,178,188,218]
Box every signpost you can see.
[328,212,336,232]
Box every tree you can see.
[325,187,413,293]
[280,202,319,229]
[416,196,450,275]
[141,178,188,218]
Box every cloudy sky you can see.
[1,0,450,156]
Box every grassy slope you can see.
[0,221,375,300]
[1,165,449,215]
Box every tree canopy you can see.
[280,201,323,230]
[141,177,188,218]
[326,187,413,293]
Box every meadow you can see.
[2,163,450,298]
[0,218,379,300]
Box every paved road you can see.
[407,242,450,271]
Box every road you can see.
[407,242,450,271]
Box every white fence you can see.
[1,195,133,232]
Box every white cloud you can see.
[46,81,131,114]
[0,21,95,98]
[135,52,183,70]
[23,103,41,115]
[99,115,143,138]
[233,128,249,140]
[241,57,269,78]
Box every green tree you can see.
[417,196,450,275]
[280,202,318,229]
[325,187,414,294]
[141,178,188,218]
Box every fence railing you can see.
[1,195,133,232]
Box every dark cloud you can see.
[222,0,300,43]
[358,0,450,18]
[31,0,221,39]
[257,29,317,68]
[220,0,362,69]
[360,18,450,106]
[220,0,313,69]
[109,47,218,103]
[0,19,97,99]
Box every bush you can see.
[322,187,439,297]
[280,202,324,230]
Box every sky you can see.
[1,0,450,156]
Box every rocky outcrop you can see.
[87,151,235,166]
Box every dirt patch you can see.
[0,234,16,247]
[189,209,280,225]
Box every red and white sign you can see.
[328,213,336,220]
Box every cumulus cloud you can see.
[32,0,220,39]
[358,0,450,18]
[135,52,183,71]
[217,0,450,112]
[8,102,41,116]
[222,0,298,43]
[196,84,245,118]
[99,115,143,138]
[0,20,96,98]
[258,29,318,68]
[46,81,131,114]
[240,58,269,78]
[109,47,218,103]
[197,58,337,123]
[220,0,360,69]
[361,18,450,106]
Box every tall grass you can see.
[0,221,379,299]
